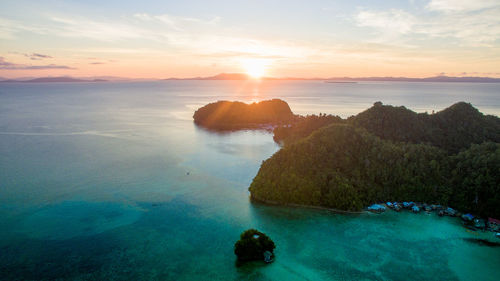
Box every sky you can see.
[1,0,500,79]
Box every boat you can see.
[462,213,474,222]
[393,203,401,212]
[431,204,443,210]
[367,204,386,213]
[445,207,457,216]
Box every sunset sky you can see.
[1,0,499,79]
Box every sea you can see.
[0,80,499,281]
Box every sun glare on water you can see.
[241,59,269,79]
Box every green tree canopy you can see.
[234,229,276,262]
[193,99,295,130]
[251,107,500,217]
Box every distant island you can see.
[250,102,500,218]
[166,73,500,83]
[0,77,107,83]
[166,73,252,80]
[193,99,296,131]
[3,74,500,83]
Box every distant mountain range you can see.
[0,76,158,83]
[326,76,500,83]
[165,73,251,80]
[0,77,107,83]
[166,73,500,82]
[2,74,500,83]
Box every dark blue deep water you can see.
[0,81,499,280]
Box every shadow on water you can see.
[463,238,500,247]
[194,122,273,136]
[0,231,123,281]
[235,263,272,281]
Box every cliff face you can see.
[193,99,295,130]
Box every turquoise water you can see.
[0,81,499,280]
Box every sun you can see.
[241,59,269,79]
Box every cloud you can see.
[0,12,312,60]
[0,11,324,67]
[89,62,105,65]
[0,17,52,39]
[356,9,415,35]
[355,3,500,47]
[437,71,500,76]
[418,8,500,45]
[133,13,220,32]
[426,0,499,12]
[0,57,16,67]
[48,16,156,42]
[24,53,53,60]
[0,57,75,70]
[34,13,222,43]
[46,14,317,63]
[23,65,75,69]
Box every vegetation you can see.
[234,229,276,262]
[449,142,500,217]
[251,125,449,211]
[273,102,500,153]
[250,102,500,217]
[273,113,344,144]
[349,102,500,153]
[193,99,295,130]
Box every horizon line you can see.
[3,72,500,82]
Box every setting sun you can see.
[241,59,269,78]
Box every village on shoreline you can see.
[367,201,500,241]
[252,196,500,242]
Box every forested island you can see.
[250,102,500,218]
[193,99,295,130]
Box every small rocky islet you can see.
[234,229,275,264]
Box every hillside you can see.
[251,125,449,211]
[274,102,500,153]
[350,102,500,153]
[273,113,344,144]
[251,103,500,217]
